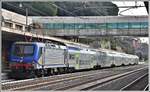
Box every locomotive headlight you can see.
[20,57,23,62]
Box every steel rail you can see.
[33,71,123,90]
[120,73,148,90]
[2,68,113,90]
[10,71,115,90]
[34,67,147,90]
[144,84,149,91]
[67,67,147,90]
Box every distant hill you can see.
[2,2,119,16]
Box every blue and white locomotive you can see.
[9,42,139,79]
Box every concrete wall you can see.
[2,9,32,25]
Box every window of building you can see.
[4,22,13,28]
[15,24,23,30]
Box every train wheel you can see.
[134,63,137,65]
[111,64,115,67]
[61,67,65,74]
[98,65,101,69]
[94,65,101,69]
[44,69,48,76]
[68,68,72,73]
[50,69,54,75]
[70,67,75,73]
[121,63,125,66]
[28,70,36,79]
[57,68,61,74]
[36,69,42,77]
[93,66,96,69]
[64,67,69,73]
[65,67,74,73]
[41,69,46,77]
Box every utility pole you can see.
[25,8,28,31]
[19,3,28,32]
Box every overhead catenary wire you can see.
[118,1,145,16]
[49,3,77,16]
[23,3,48,16]
[4,2,40,15]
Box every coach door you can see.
[64,49,69,67]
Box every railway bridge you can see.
[32,16,148,37]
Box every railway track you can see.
[1,72,16,83]
[2,65,148,91]
[1,79,16,83]
[2,69,121,90]
[120,73,148,90]
[59,67,148,91]
[85,68,148,91]
[144,85,149,91]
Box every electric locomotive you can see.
[9,42,68,79]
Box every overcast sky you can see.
[112,1,148,44]
[112,1,148,16]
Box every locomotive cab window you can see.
[13,44,35,57]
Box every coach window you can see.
[69,54,75,60]
[141,22,148,29]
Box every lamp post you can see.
[25,8,28,30]
[19,3,28,32]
